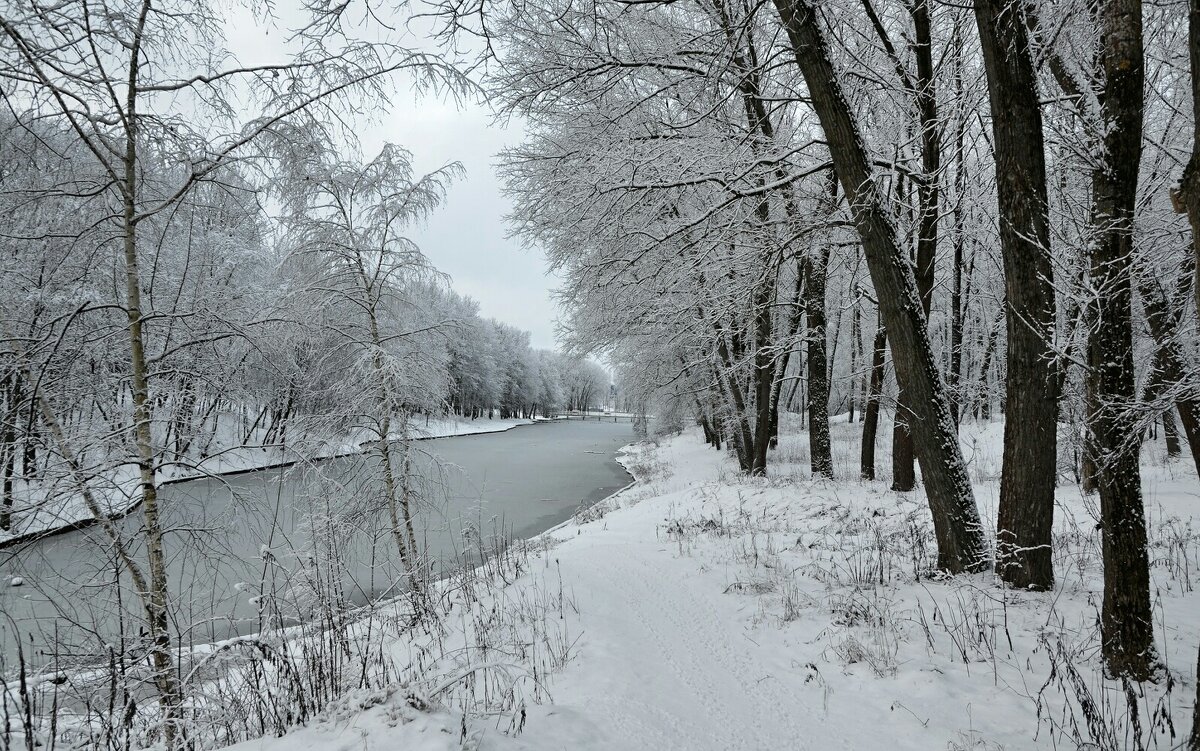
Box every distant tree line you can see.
[0,113,609,534]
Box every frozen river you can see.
[0,420,633,668]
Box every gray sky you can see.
[225,10,563,351]
[361,102,563,351]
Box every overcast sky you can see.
[225,11,563,351]
[360,103,564,351]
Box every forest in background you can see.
[0,116,611,538]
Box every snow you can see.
[210,417,1199,750]
[8,415,1197,750]
[0,416,533,546]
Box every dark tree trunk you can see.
[1080,407,1100,494]
[1079,294,1100,495]
[772,0,986,573]
[1089,0,1156,681]
[716,332,756,473]
[1165,408,1182,457]
[1,450,11,531]
[949,188,966,427]
[1179,402,1200,473]
[804,245,833,478]
[723,21,791,475]
[749,240,778,476]
[1,444,12,532]
[948,24,967,427]
[768,385,781,450]
[770,257,807,450]
[861,316,887,480]
[1,375,14,531]
[1141,354,1182,457]
[804,177,836,478]
[890,410,916,490]
[974,0,1059,591]
[850,294,862,424]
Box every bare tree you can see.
[769,0,986,572]
[276,139,462,587]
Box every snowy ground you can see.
[0,415,532,545]
[215,416,1200,751]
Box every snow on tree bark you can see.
[1088,0,1157,680]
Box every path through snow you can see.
[545,517,811,749]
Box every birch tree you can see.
[275,138,461,585]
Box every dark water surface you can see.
[0,420,632,668]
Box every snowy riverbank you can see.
[0,416,534,547]
[215,417,1200,750]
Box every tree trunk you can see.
[399,425,421,579]
[699,413,717,447]
[768,381,782,450]
[1165,408,1182,457]
[751,273,777,475]
[378,419,416,576]
[890,408,916,489]
[861,316,887,480]
[889,0,940,493]
[1089,0,1156,680]
[949,22,967,426]
[974,0,1060,591]
[770,257,808,449]
[1,376,15,531]
[117,19,185,741]
[723,21,789,475]
[771,0,986,573]
[850,295,862,424]
[125,186,182,751]
[949,196,966,427]
[975,310,1003,421]
[716,331,756,473]
[804,177,836,478]
[1,438,13,532]
[804,247,833,478]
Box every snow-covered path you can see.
[546,517,812,749]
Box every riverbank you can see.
[3,420,635,748]
[0,416,534,549]
[221,417,1200,751]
